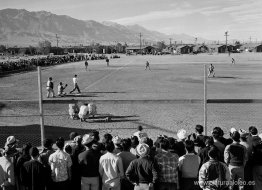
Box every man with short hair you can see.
[224,131,247,190]
[178,140,201,190]
[46,77,55,98]
[155,138,179,190]
[199,147,230,190]
[212,128,225,159]
[49,137,72,190]
[79,134,101,190]
[21,147,47,190]
[126,143,158,190]
[70,74,81,94]
[99,141,124,190]
[118,138,136,190]
[248,126,261,147]
[39,138,54,190]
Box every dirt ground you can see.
[1,53,262,146]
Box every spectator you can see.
[212,128,225,159]
[71,135,85,190]
[126,143,158,190]
[252,137,262,190]
[0,147,15,190]
[155,138,179,190]
[239,129,253,190]
[21,147,47,190]
[224,131,247,190]
[199,147,230,190]
[248,126,261,147]
[198,136,219,166]
[39,138,54,190]
[16,143,32,190]
[49,137,72,190]
[178,140,201,190]
[113,136,122,154]
[133,126,148,141]
[68,132,79,149]
[176,129,187,157]
[99,141,124,190]
[130,136,139,157]
[118,138,136,190]
[78,134,101,190]
[69,103,80,120]
[191,125,206,152]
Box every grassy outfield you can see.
[1,53,262,146]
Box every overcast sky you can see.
[1,0,262,41]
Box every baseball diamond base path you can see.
[1,53,262,146]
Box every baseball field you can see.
[1,53,262,146]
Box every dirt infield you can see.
[1,53,262,146]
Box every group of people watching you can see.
[0,54,86,73]
[0,125,262,190]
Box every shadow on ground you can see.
[0,124,93,147]
[78,114,140,123]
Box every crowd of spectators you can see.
[0,125,262,190]
[0,54,120,74]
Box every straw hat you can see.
[82,134,94,145]
[177,129,187,140]
[136,143,150,157]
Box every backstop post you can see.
[204,64,207,135]
[38,66,45,147]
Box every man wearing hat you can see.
[176,129,187,157]
[126,143,158,190]
[79,134,101,190]
[0,147,15,190]
[224,131,247,190]
[113,136,122,154]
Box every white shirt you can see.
[73,77,78,84]
[48,150,72,182]
[99,152,124,188]
[79,105,88,116]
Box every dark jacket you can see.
[78,148,101,177]
[21,160,47,190]
[126,156,158,184]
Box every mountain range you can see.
[0,9,211,46]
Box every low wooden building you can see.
[207,44,229,53]
[193,45,208,53]
[240,43,262,52]
[176,45,192,54]
[126,46,158,54]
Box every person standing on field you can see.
[208,64,215,78]
[106,58,109,67]
[70,75,81,94]
[145,61,151,70]
[46,77,55,98]
[85,60,88,71]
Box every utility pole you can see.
[224,31,229,52]
[249,36,252,43]
[139,33,142,54]
[169,38,172,46]
[195,37,198,45]
[55,34,60,47]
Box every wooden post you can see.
[204,64,207,135]
[38,66,45,147]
